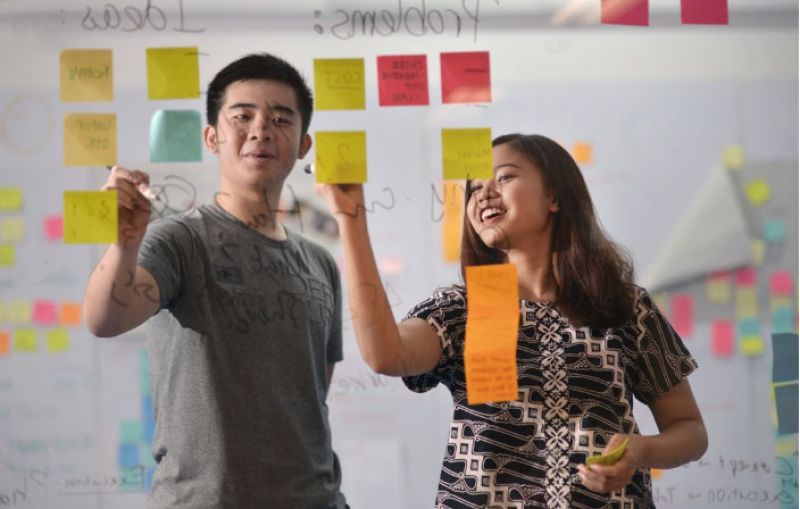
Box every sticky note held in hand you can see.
[586,437,629,466]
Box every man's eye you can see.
[272,117,292,126]
[234,114,250,121]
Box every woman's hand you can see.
[315,183,365,221]
[578,433,644,493]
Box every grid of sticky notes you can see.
[63,190,118,244]
[0,187,23,268]
[464,263,519,405]
[314,131,368,183]
[602,0,728,26]
[0,300,82,356]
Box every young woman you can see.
[317,133,707,508]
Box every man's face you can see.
[204,79,311,193]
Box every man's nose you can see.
[248,117,273,139]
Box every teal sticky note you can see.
[764,218,786,243]
[150,110,202,163]
[119,420,143,444]
[773,307,795,335]
[737,318,760,337]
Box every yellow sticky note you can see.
[146,47,200,100]
[314,131,367,184]
[63,113,117,166]
[441,182,464,263]
[63,190,118,244]
[735,288,758,318]
[751,239,766,266]
[0,245,14,267]
[60,302,82,327]
[14,329,37,352]
[770,297,793,312]
[739,335,764,356]
[723,145,745,170]
[60,49,113,102]
[572,142,593,165]
[744,179,771,207]
[314,58,365,110]
[0,188,23,211]
[45,328,71,353]
[8,300,31,324]
[442,128,492,180]
[586,437,629,466]
[706,273,731,303]
[0,217,24,244]
[465,264,519,405]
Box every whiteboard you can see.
[0,1,797,508]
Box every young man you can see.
[83,53,348,508]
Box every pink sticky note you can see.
[770,271,794,297]
[735,267,758,287]
[33,300,57,325]
[670,294,694,338]
[44,215,64,241]
[681,0,728,25]
[711,321,734,358]
[440,51,491,104]
[377,55,429,107]
[602,0,649,26]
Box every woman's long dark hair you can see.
[460,133,636,329]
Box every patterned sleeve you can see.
[401,288,466,393]
[628,288,698,404]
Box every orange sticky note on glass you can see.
[572,142,593,165]
[314,131,367,184]
[377,54,429,106]
[681,0,728,25]
[146,47,200,99]
[33,300,57,325]
[441,182,464,263]
[45,328,71,354]
[440,51,491,104]
[63,113,117,166]
[314,58,366,110]
[63,190,118,244]
[442,128,492,180]
[0,331,9,356]
[0,188,23,211]
[744,179,771,207]
[711,320,734,358]
[670,294,693,338]
[60,302,82,327]
[60,49,113,102]
[465,264,519,405]
[602,0,649,25]
[0,245,14,267]
[14,329,38,352]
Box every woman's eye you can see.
[497,174,512,183]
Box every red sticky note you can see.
[440,51,491,104]
[770,271,794,297]
[671,294,693,338]
[0,331,9,356]
[735,267,758,287]
[377,55,429,107]
[681,0,728,25]
[33,300,57,325]
[602,0,649,26]
[44,215,63,241]
[711,321,734,358]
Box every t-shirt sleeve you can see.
[628,288,698,405]
[402,289,466,393]
[137,218,194,310]
[325,255,344,365]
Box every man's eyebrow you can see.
[226,102,297,116]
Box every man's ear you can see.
[203,125,218,154]
[298,133,312,159]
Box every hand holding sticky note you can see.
[586,437,629,466]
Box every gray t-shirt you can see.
[138,203,346,509]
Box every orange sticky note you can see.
[0,331,9,356]
[146,47,200,100]
[442,128,492,180]
[465,264,519,405]
[60,49,113,102]
[314,58,366,110]
[63,190,118,244]
[314,131,367,184]
[14,329,38,352]
[670,294,693,338]
[45,328,71,354]
[602,0,649,25]
[63,113,117,166]
[572,142,593,165]
[711,320,734,358]
[60,302,82,327]
[441,182,464,263]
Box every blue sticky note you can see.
[150,110,202,163]
[118,443,140,467]
[737,318,760,337]
[763,218,786,243]
[772,333,799,382]
[774,383,798,435]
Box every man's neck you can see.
[216,183,286,240]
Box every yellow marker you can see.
[314,131,367,184]
[442,128,492,180]
[586,437,629,466]
[314,58,366,111]
[146,47,200,99]
[60,49,113,102]
[64,113,117,166]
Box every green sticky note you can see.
[14,329,38,352]
[150,110,202,162]
[442,128,492,180]
[119,420,143,444]
[45,328,71,353]
[0,245,14,267]
[0,188,23,211]
[586,437,629,466]
[146,47,200,100]
[63,191,118,244]
[315,131,367,184]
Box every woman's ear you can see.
[549,193,559,213]
[204,125,218,153]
